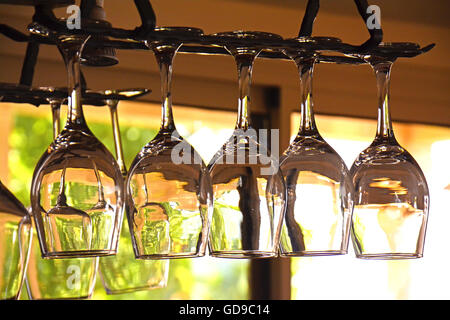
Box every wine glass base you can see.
[104,284,167,295]
[29,295,92,300]
[280,250,348,257]
[356,253,423,260]
[136,252,205,260]
[210,250,277,259]
[43,249,117,259]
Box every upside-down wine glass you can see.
[126,27,213,259]
[0,181,32,300]
[26,94,99,300]
[99,93,168,294]
[350,44,429,259]
[279,38,353,256]
[30,33,124,258]
[207,31,286,258]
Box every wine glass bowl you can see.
[350,145,429,259]
[278,40,353,257]
[208,159,286,258]
[126,27,213,259]
[280,138,353,256]
[127,158,212,258]
[207,31,286,259]
[32,138,124,258]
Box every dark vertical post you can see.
[298,0,320,37]
[19,41,40,86]
[134,0,157,35]
[249,88,291,300]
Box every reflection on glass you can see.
[0,181,32,300]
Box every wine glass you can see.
[0,181,32,300]
[350,44,429,259]
[26,91,99,300]
[279,38,353,256]
[207,31,286,258]
[126,27,213,259]
[30,33,124,258]
[99,94,168,294]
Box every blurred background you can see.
[0,0,449,299]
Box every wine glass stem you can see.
[50,100,61,139]
[234,53,256,131]
[142,172,150,204]
[92,160,105,203]
[296,56,318,136]
[57,164,67,207]
[154,46,179,132]
[108,100,127,176]
[60,38,89,126]
[373,61,395,141]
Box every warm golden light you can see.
[290,113,450,300]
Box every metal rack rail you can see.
[0,0,435,106]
